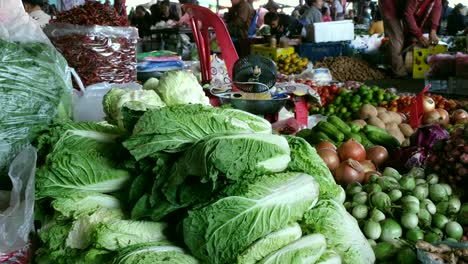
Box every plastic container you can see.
[250,44,295,61]
[299,41,350,62]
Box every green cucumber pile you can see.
[297,115,400,150]
[344,167,464,263]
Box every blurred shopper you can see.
[438,0,452,34]
[447,4,467,35]
[264,0,280,13]
[294,0,308,16]
[380,0,442,78]
[22,0,51,28]
[130,6,152,38]
[331,0,344,20]
[225,0,255,57]
[369,9,384,34]
[301,0,323,24]
[322,7,332,22]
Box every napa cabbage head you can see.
[124,104,272,160]
[51,192,121,219]
[258,234,327,264]
[113,242,199,264]
[163,133,291,205]
[155,71,209,106]
[285,136,345,203]
[103,88,166,130]
[301,199,375,264]
[237,223,302,264]
[94,220,168,251]
[183,172,319,264]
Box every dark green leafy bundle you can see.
[0,39,72,188]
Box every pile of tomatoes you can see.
[295,79,341,106]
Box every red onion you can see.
[334,159,365,185]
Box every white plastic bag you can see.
[73,82,142,122]
[0,0,51,44]
[0,146,37,263]
[210,54,231,88]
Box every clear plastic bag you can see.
[44,23,139,88]
[427,53,456,79]
[73,82,142,122]
[0,146,37,263]
[0,0,73,183]
[0,0,51,44]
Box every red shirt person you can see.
[379,0,442,78]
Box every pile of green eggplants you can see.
[344,167,464,263]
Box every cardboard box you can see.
[304,20,354,43]
[412,45,447,79]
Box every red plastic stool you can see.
[183,4,239,86]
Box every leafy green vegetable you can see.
[103,88,166,130]
[258,234,327,264]
[113,242,199,264]
[301,199,375,264]
[123,104,272,160]
[34,122,131,199]
[316,250,342,264]
[35,122,124,159]
[285,136,345,203]
[163,133,290,203]
[236,223,302,264]
[0,39,72,187]
[66,208,125,249]
[183,172,319,264]
[51,192,121,219]
[94,220,168,250]
[142,77,159,91]
[155,71,209,106]
[36,149,131,199]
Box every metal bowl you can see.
[217,95,290,115]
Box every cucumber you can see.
[359,132,374,147]
[349,133,362,142]
[348,122,361,133]
[363,125,388,134]
[316,121,344,142]
[328,116,352,134]
[367,131,401,149]
[311,131,336,144]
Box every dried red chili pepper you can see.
[52,2,128,26]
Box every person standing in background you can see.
[369,8,384,34]
[331,0,344,20]
[447,4,467,35]
[438,0,452,34]
[22,0,51,28]
[130,6,152,38]
[322,7,332,21]
[301,0,323,25]
[224,0,255,57]
[380,0,442,79]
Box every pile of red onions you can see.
[317,139,389,185]
[426,126,468,200]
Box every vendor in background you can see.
[438,0,452,34]
[380,0,442,78]
[224,0,255,57]
[369,9,384,34]
[22,0,51,28]
[293,0,308,16]
[301,0,324,25]
[264,0,280,13]
[130,6,152,38]
[157,0,180,22]
[322,7,332,22]
[447,4,467,36]
[346,9,358,23]
[331,0,344,20]
[263,12,294,38]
